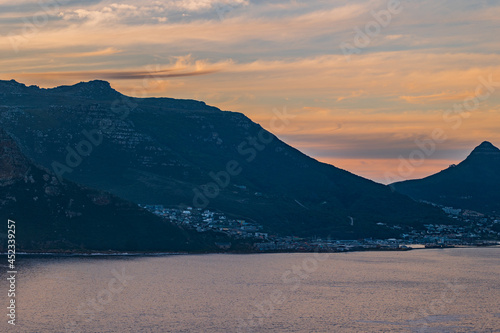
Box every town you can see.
[139,203,500,253]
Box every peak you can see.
[477,141,496,149]
[465,141,500,163]
[471,141,499,153]
[49,80,120,99]
[0,79,21,85]
[0,79,27,89]
[0,79,39,88]
[61,80,113,90]
[0,79,119,100]
[77,80,112,87]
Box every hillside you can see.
[391,141,500,214]
[0,128,220,252]
[0,79,452,238]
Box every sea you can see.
[1,247,499,332]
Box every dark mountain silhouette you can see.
[0,80,451,238]
[0,128,220,252]
[391,141,500,214]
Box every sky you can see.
[1,0,499,184]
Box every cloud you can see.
[1,0,500,182]
[57,47,122,58]
[337,90,365,102]
[399,91,476,104]
[56,0,250,25]
[166,0,249,12]
[58,4,139,25]
[16,68,218,80]
[385,34,404,40]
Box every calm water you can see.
[1,248,499,333]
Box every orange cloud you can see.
[399,91,475,104]
[56,47,122,58]
[2,0,500,183]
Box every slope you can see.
[391,141,500,214]
[0,80,451,238]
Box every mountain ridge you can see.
[0,79,453,238]
[0,79,217,110]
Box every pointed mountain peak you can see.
[470,141,500,154]
[475,141,497,149]
[464,141,500,163]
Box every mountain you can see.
[0,128,221,252]
[0,80,451,238]
[391,141,500,214]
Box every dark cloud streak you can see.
[18,68,220,80]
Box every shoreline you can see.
[3,244,499,257]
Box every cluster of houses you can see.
[412,205,500,243]
[138,205,269,240]
[139,203,499,253]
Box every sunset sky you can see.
[1,0,499,183]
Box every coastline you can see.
[3,244,499,257]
